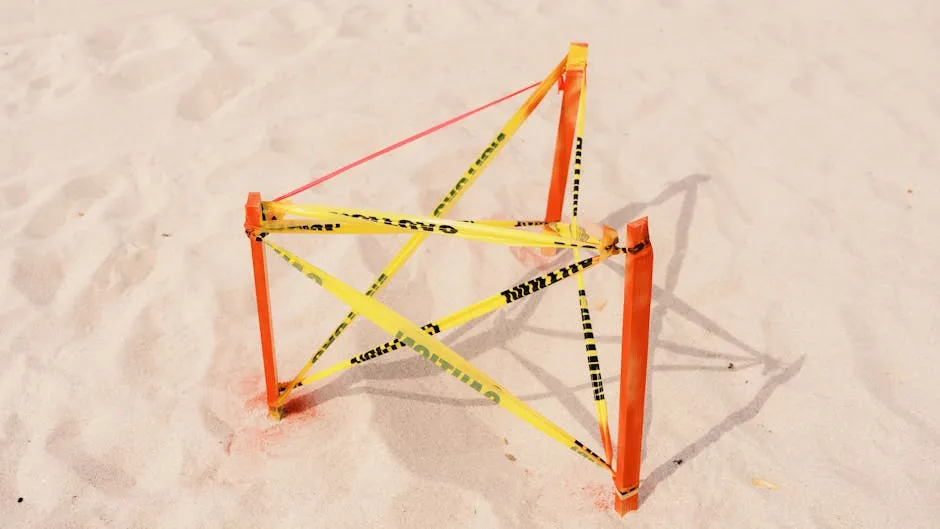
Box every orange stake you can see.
[614,217,654,515]
[244,192,283,420]
[541,42,588,256]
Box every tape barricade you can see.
[264,238,612,473]
[283,249,619,390]
[274,56,568,407]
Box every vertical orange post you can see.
[244,192,282,420]
[614,217,654,515]
[541,42,588,255]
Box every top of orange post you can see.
[626,216,651,249]
[567,42,588,71]
[245,191,262,238]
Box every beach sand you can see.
[2,1,939,527]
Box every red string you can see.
[272,81,541,202]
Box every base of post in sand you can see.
[613,486,639,516]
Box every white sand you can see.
[2,1,939,527]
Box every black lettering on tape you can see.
[414,344,431,359]
[433,133,506,216]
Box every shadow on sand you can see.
[281,173,804,519]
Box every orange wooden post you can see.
[244,192,283,420]
[614,217,654,515]
[541,42,588,256]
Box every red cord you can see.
[272,81,541,202]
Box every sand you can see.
[2,1,939,527]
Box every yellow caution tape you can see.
[259,218,542,235]
[274,56,568,408]
[258,218,606,248]
[264,238,612,472]
[567,54,614,463]
[262,202,604,250]
[284,248,619,389]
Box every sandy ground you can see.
[2,1,939,527]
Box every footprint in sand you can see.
[0,414,28,472]
[109,48,191,93]
[402,6,423,35]
[0,182,29,211]
[20,34,99,111]
[1,43,81,116]
[266,122,318,159]
[103,21,197,93]
[237,6,310,56]
[95,221,160,290]
[20,173,108,240]
[335,6,388,39]
[67,219,159,340]
[82,28,127,67]
[119,303,169,390]
[176,61,246,121]
[46,417,137,496]
[11,245,63,306]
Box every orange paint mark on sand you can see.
[226,375,321,458]
[580,482,613,512]
[509,245,563,271]
[481,209,567,272]
[507,217,610,272]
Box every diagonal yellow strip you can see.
[274,55,568,408]
[264,238,613,473]
[567,52,615,463]
[290,249,618,389]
